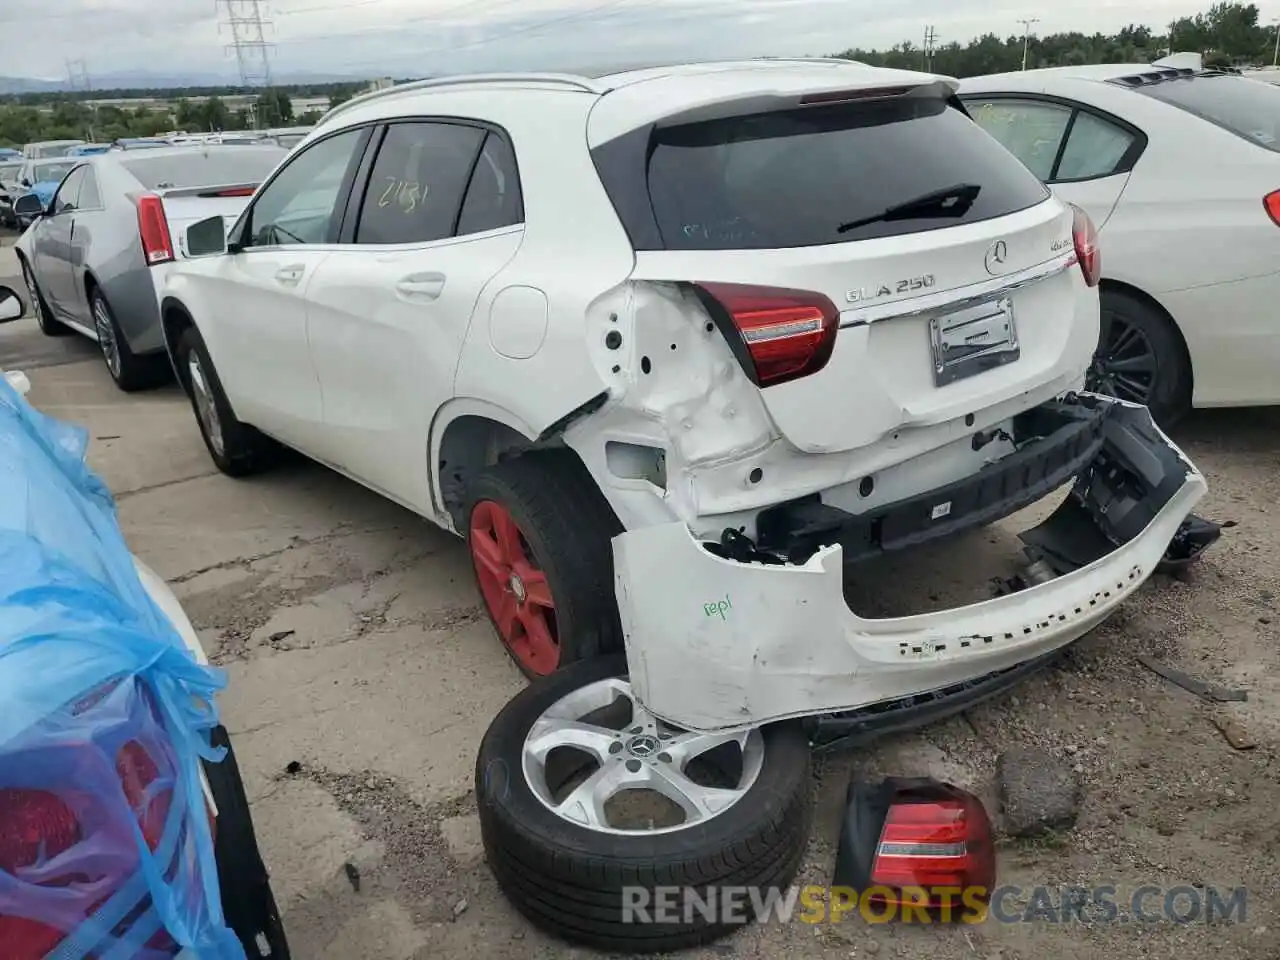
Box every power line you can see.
[217,0,275,87]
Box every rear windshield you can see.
[643,96,1050,250]
[1135,74,1280,151]
[120,147,286,190]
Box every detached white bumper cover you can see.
[613,396,1207,732]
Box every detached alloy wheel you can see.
[476,656,814,953]
[1088,289,1191,427]
[465,451,624,678]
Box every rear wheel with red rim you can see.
[464,450,624,678]
[470,500,560,675]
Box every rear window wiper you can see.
[837,182,982,234]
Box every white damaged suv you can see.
[158,59,1213,731]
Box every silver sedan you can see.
[14,145,286,391]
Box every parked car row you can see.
[14,144,288,389]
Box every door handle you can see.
[274,264,305,285]
[395,271,446,301]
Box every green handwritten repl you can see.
[703,595,732,620]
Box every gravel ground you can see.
[5,304,1277,959]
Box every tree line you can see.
[2,2,1275,147]
[831,3,1274,76]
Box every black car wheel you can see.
[20,257,68,337]
[1087,289,1191,427]
[477,656,814,953]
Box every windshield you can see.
[30,161,75,183]
[1136,73,1280,151]
[120,147,286,189]
[639,96,1049,250]
[31,142,82,159]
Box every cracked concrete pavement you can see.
[4,231,1277,959]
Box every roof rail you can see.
[319,73,603,124]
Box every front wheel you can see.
[466,450,623,677]
[1088,290,1191,427]
[476,656,814,953]
[175,324,280,477]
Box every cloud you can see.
[2,0,1224,82]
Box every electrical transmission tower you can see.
[65,58,91,92]
[217,0,274,88]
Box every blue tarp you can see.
[0,375,245,958]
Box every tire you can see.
[175,323,280,477]
[476,656,814,953]
[204,726,292,959]
[1090,289,1191,427]
[89,286,170,392]
[20,257,68,337]
[465,450,624,677]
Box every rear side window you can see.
[638,97,1049,250]
[1134,74,1280,151]
[354,122,485,245]
[120,147,286,189]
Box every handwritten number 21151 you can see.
[378,177,424,213]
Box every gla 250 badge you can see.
[845,274,936,304]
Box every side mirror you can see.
[0,284,26,323]
[13,193,45,218]
[20,177,30,187]
[185,215,229,257]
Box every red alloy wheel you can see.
[469,500,560,676]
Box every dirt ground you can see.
[2,248,1276,958]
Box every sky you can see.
[1,0,1275,82]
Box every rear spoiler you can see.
[155,182,260,200]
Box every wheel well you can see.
[437,415,535,530]
[82,270,99,303]
[161,302,195,393]
[1098,278,1194,394]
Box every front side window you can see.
[244,129,364,247]
[354,121,486,245]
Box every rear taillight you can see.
[0,789,82,957]
[692,282,839,387]
[135,193,174,265]
[869,789,994,906]
[1264,190,1280,226]
[1070,204,1101,288]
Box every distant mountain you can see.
[0,68,382,95]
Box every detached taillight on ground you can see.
[1069,204,1101,288]
[693,282,840,387]
[833,777,996,916]
[135,193,175,265]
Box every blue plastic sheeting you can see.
[0,376,245,958]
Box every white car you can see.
[157,61,1210,732]
[960,62,1280,423]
